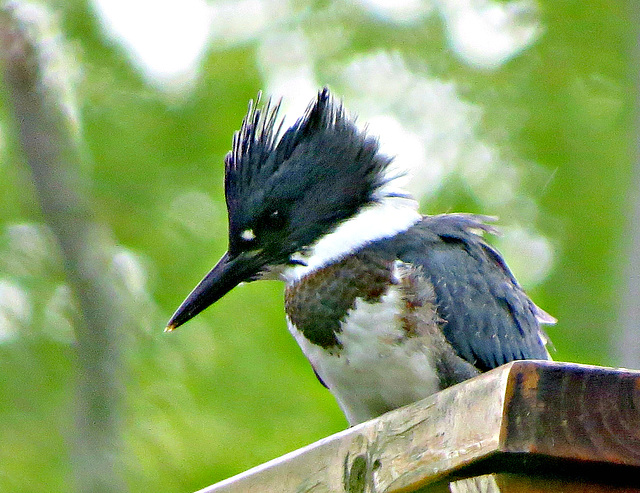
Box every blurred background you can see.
[0,0,635,491]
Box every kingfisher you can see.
[166,88,555,425]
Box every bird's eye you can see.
[264,210,285,229]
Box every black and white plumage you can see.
[167,88,554,425]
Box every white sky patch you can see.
[0,279,31,342]
[92,0,214,88]
[91,0,285,90]
[438,0,542,69]
[355,0,435,24]
[257,30,319,129]
[366,114,440,197]
[337,52,482,199]
[208,0,272,45]
[112,248,148,296]
[88,0,541,90]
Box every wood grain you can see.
[196,361,640,493]
[501,361,640,465]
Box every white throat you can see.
[283,194,421,283]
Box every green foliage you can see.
[0,0,633,491]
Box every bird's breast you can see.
[284,253,445,424]
[284,251,395,350]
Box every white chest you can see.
[287,284,441,425]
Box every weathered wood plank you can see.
[501,362,640,465]
[199,365,511,493]
[196,361,640,493]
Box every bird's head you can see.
[166,88,393,331]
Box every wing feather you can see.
[393,214,552,371]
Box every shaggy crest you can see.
[223,88,392,264]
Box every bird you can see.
[166,88,555,425]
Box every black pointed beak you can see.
[165,251,262,332]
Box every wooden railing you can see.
[195,361,640,492]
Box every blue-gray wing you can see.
[394,214,553,371]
